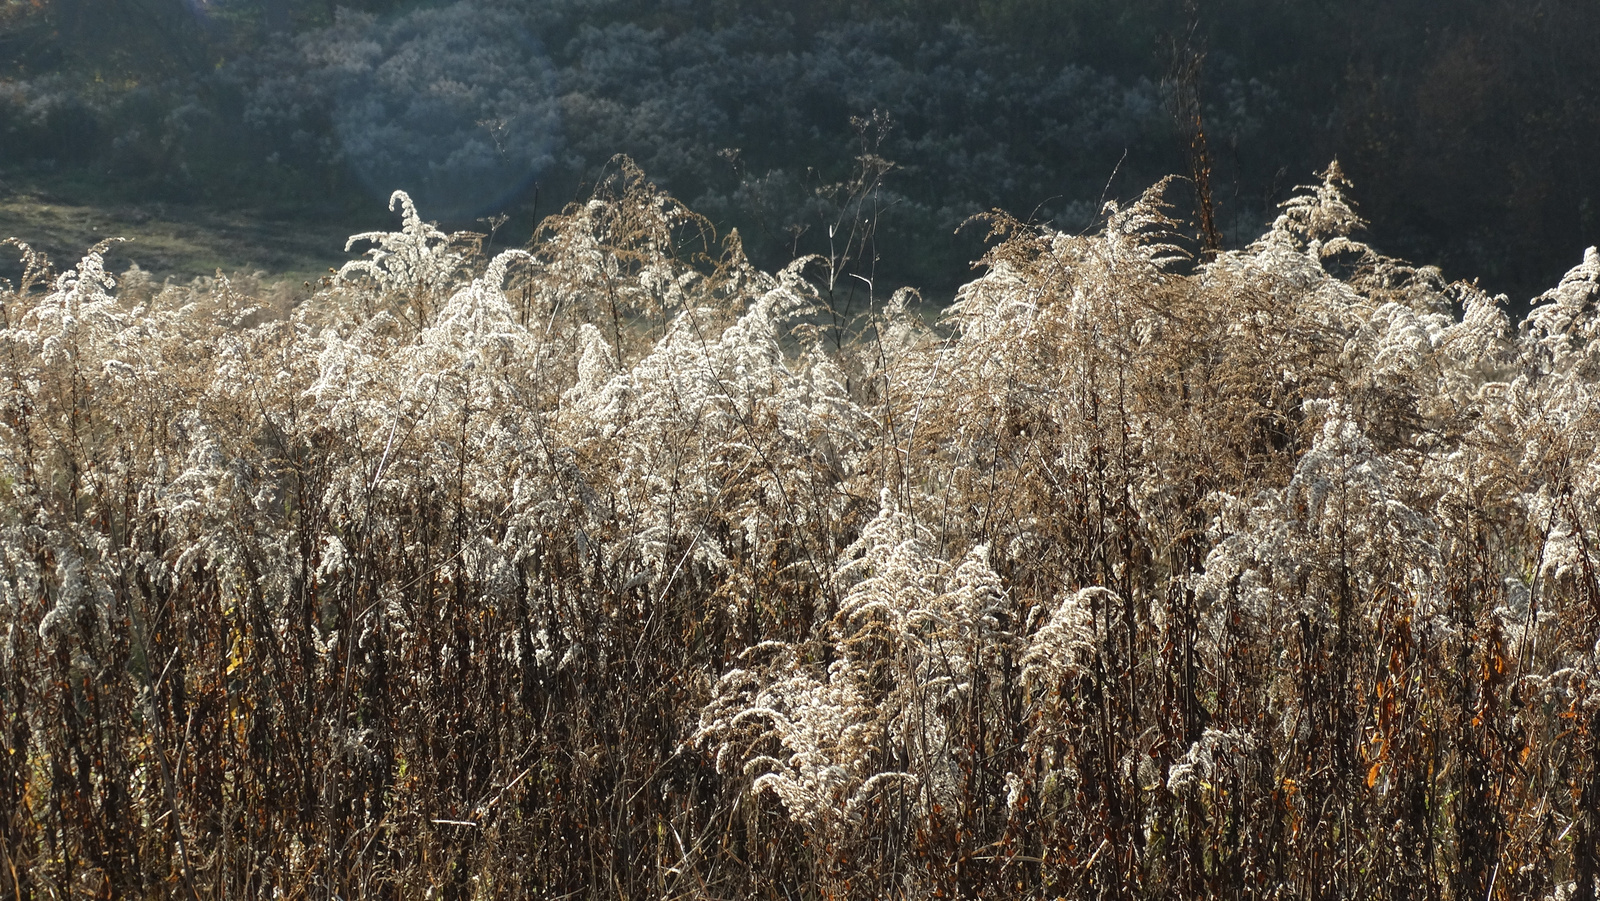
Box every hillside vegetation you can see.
[5,0,1600,302]
[2,162,1600,899]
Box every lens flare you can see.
[321,2,562,221]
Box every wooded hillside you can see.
[3,0,1598,304]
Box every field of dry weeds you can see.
[3,162,1599,900]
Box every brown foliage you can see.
[2,164,1599,899]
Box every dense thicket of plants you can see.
[4,0,1599,301]
[3,160,1600,899]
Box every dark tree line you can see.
[2,0,1597,306]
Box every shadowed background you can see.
[2,0,1596,306]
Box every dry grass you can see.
[0,189,354,288]
[1,161,1598,900]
